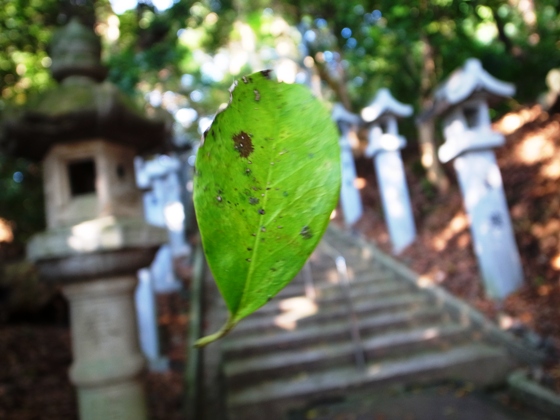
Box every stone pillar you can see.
[362,89,416,254]
[440,98,523,299]
[1,19,170,419]
[332,103,363,226]
[417,58,524,299]
[63,276,147,420]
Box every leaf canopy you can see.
[193,71,341,346]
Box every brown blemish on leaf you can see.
[300,225,313,239]
[249,197,259,205]
[261,69,272,79]
[233,131,254,158]
[258,208,265,215]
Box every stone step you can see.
[225,323,475,389]
[277,269,396,300]
[229,293,431,337]
[222,306,448,359]
[254,281,414,317]
[227,344,511,419]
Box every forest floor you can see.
[1,105,559,419]
[343,104,560,393]
[0,289,189,420]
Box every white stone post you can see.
[362,89,416,254]
[135,269,168,372]
[63,276,147,420]
[332,103,363,226]
[436,59,523,299]
[135,155,187,292]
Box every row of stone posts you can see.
[332,58,523,301]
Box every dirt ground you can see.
[0,292,188,420]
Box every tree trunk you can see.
[417,33,449,194]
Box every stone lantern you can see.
[361,88,416,254]
[1,18,169,419]
[422,58,523,300]
[332,103,363,226]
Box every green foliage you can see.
[193,71,341,346]
[0,156,44,246]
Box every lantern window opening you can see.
[463,104,480,129]
[68,158,97,197]
[379,119,388,134]
[116,163,126,180]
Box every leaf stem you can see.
[194,316,238,348]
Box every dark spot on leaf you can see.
[233,131,254,158]
[266,187,271,190]
[247,247,252,251]
[270,267,277,272]
[258,208,265,215]
[211,129,215,137]
[242,76,248,84]
[203,128,210,140]
[249,197,259,205]
[300,225,313,239]
[246,258,251,262]
[261,69,272,78]
[251,233,256,236]
[249,76,253,82]
[283,191,289,197]
[245,168,251,175]
[261,226,266,232]
[254,89,260,102]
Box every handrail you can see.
[316,240,366,371]
[301,260,316,301]
[185,243,205,420]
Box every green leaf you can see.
[193,70,341,347]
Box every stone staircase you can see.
[205,227,518,420]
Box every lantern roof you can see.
[418,58,515,123]
[1,18,169,161]
[361,88,413,123]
